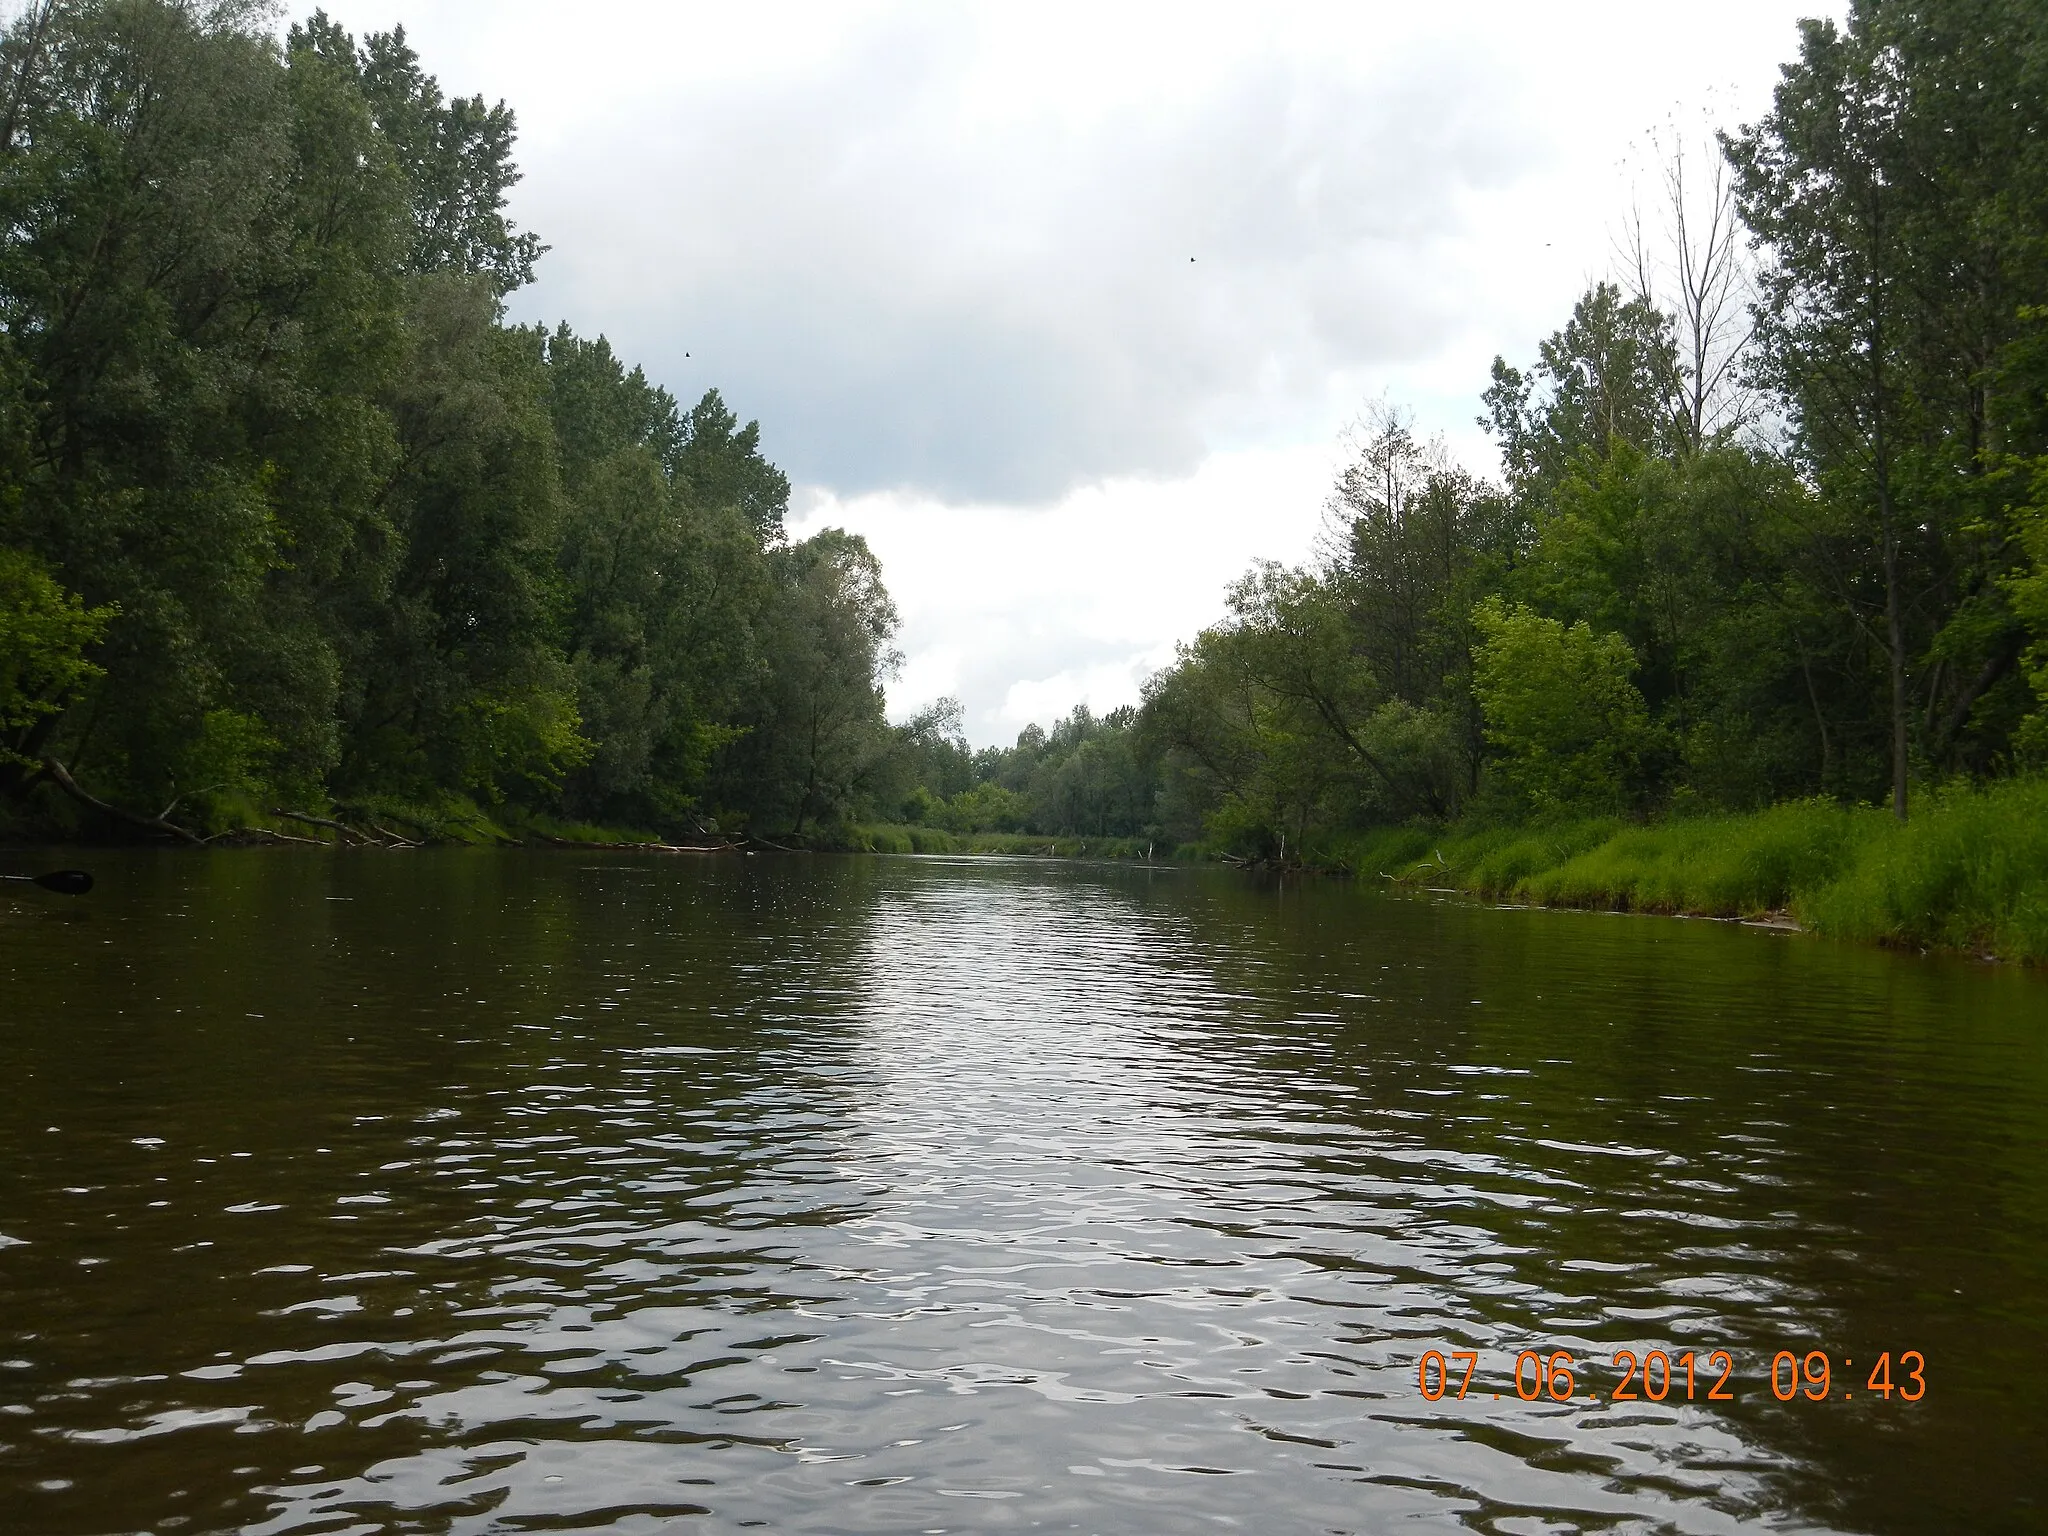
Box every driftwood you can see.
[529,832,739,854]
[272,808,421,848]
[273,808,365,844]
[39,758,204,846]
[209,826,325,847]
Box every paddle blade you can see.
[33,869,93,896]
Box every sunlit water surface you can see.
[1,852,2044,1535]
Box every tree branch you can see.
[39,757,204,845]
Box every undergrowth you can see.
[1306,779,2048,964]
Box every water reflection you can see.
[0,852,2041,1534]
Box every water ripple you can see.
[1,854,2041,1534]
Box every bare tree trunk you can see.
[0,0,59,159]
[1878,499,1909,822]
[1799,651,1833,788]
[1622,126,1753,450]
[39,757,205,845]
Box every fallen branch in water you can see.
[209,826,325,847]
[39,758,204,846]
[272,808,366,844]
[272,808,422,848]
[528,832,739,853]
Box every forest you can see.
[5,0,2048,916]
[906,0,2048,891]
[0,1,901,845]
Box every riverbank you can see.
[12,779,2045,966]
[844,824,1158,860]
[1321,779,2048,964]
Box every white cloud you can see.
[302,0,1840,742]
[788,439,1342,743]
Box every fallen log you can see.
[528,832,739,853]
[209,827,325,847]
[39,758,204,846]
[272,808,364,844]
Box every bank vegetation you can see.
[7,2,2048,961]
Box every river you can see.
[1,851,2043,1534]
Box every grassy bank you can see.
[1316,779,2048,963]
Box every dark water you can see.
[1,853,2044,1535]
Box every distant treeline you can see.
[893,0,2048,857]
[0,2,900,843]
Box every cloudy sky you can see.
[309,0,1833,745]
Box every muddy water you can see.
[0,851,2043,1534]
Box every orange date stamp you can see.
[1416,1347,1926,1405]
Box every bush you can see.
[1471,599,1653,816]
[1378,780,2048,963]
[0,548,114,761]
[1795,780,2048,959]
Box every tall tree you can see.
[1728,0,2048,816]
[1482,282,1683,504]
[289,10,544,295]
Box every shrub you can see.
[1471,599,1653,817]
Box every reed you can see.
[1314,780,2048,963]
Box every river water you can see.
[1,851,2043,1534]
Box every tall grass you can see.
[1793,780,2048,960]
[1320,779,2048,963]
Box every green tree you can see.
[1482,282,1683,503]
[0,0,411,814]
[1471,599,1653,817]
[289,11,544,295]
[341,277,587,804]
[0,548,113,765]
[1726,0,2048,816]
[723,529,899,835]
[542,327,774,830]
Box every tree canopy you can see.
[0,1,894,843]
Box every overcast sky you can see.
[308,0,1834,745]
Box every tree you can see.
[1482,282,1683,502]
[343,276,587,804]
[0,1,830,840]
[289,11,544,295]
[673,389,791,542]
[1728,13,1931,820]
[1328,403,1515,799]
[1621,123,1757,450]
[1726,0,2048,815]
[1471,599,1653,817]
[723,529,899,835]
[0,548,112,765]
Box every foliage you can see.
[1726,0,2048,817]
[1121,0,2048,872]
[0,549,113,764]
[2010,462,2048,756]
[0,1,897,843]
[9,0,2048,894]
[715,529,899,836]
[1357,781,2048,964]
[1481,281,1683,498]
[1470,599,1654,816]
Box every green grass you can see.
[1330,780,2048,963]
